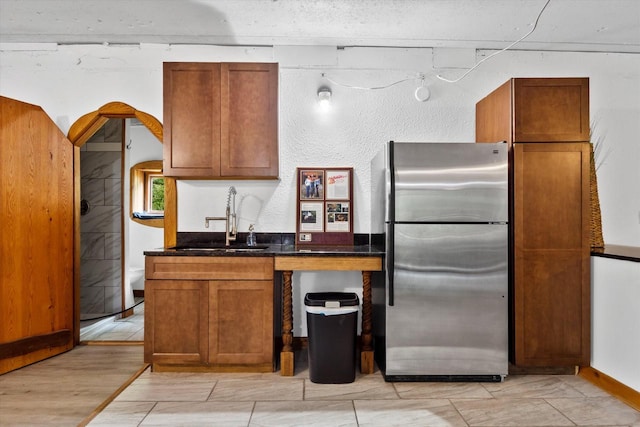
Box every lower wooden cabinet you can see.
[144,280,209,365]
[209,281,274,366]
[144,256,275,372]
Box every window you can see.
[130,160,164,228]
[146,173,165,213]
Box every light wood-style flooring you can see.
[0,344,144,426]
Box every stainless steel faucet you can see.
[205,186,237,246]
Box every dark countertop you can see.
[591,244,640,263]
[146,234,637,262]
[144,243,385,257]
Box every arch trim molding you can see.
[67,101,163,146]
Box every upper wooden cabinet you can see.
[163,62,279,178]
[476,78,589,144]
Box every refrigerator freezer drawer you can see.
[386,223,508,377]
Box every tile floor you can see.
[4,305,638,426]
[79,300,145,342]
[88,351,640,427]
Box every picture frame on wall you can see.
[296,167,353,246]
[299,169,324,200]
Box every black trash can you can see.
[305,292,359,384]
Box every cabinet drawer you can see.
[146,256,274,280]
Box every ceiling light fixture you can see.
[414,74,430,102]
[317,86,332,109]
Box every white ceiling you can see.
[0,0,639,53]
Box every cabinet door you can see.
[163,62,222,177]
[513,78,589,142]
[209,280,274,367]
[513,142,590,366]
[221,63,279,178]
[144,280,209,365]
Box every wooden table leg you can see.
[360,270,374,374]
[280,270,294,376]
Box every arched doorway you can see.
[67,102,175,344]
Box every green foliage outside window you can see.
[151,177,165,212]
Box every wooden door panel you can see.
[0,96,74,374]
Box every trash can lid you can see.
[304,292,359,308]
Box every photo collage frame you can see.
[296,167,354,246]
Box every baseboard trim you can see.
[0,329,72,359]
[508,364,577,375]
[579,366,640,411]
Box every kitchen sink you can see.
[174,245,270,253]
[223,246,269,252]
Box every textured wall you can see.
[0,45,637,245]
[1,43,638,340]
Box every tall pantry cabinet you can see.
[476,78,591,368]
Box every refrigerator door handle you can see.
[388,223,394,306]
[387,141,395,306]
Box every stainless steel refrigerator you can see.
[371,141,509,381]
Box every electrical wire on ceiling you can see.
[436,0,552,83]
[321,0,552,91]
[321,72,430,103]
[321,72,422,91]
